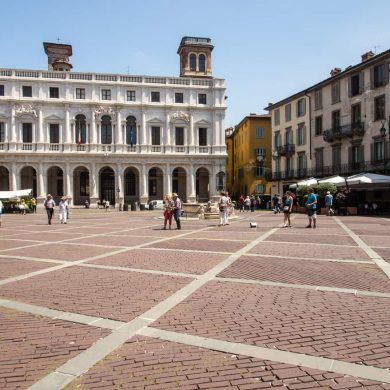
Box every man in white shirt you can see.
[44,194,56,225]
[172,193,182,230]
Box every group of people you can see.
[162,192,182,230]
[44,194,69,225]
[238,195,261,212]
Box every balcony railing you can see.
[22,143,34,151]
[198,146,210,153]
[175,146,186,153]
[77,144,87,151]
[49,143,60,151]
[270,160,390,181]
[151,146,162,152]
[127,145,137,152]
[277,144,295,156]
[0,143,6,150]
[323,122,365,143]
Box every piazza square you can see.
[0,210,389,389]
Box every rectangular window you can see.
[253,166,265,177]
[314,89,322,110]
[373,63,386,88]
[0,122,4,142]
[332,145,341,167]
[296,98,306,117]
[350,74,361,96]
[199,128,207,146]
[274,109,280,126]
[49,87,59,98]
[351,103,361,125]
[298,152,307,170]
[198,93,207,104]
[332,110,340,130]
[22,123,32,143]
[331,81,340,104]
[315,148,323,170]
[315,116,323,136]
[0,85,4,96]
[285,104,291,122]
[374,95,385,121]
[274,131,281,147]
[286,157,292,173]
[285,127,293,145]
[151,91,160,102]
[175,92,184,103]
[76,88,85,99]
[373,141,385,162]
[351,144,362,164]
[255,184,266,193]
[49,123,59,144]
[256,127,264,138]
[22,86,32,97]
[126,90,135,101]
[101,89,111,100]
[151,126,161,145]
[297,124,306,145]
[254,148,266,157]
[175,127,184,145]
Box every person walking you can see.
[305,188,317,229]
[250,195,255,213]
[282,191,293,227]
[218,191,229,227]
[0,199,3,228]
[105,199,110,211]
[238,195,245,212]
[225,191,232,225]
[44,194,55,225]
[58,197,68,224]
[163,194,173,230]
[244,195,251,212]
[31,197,37,213]
[19,200,27,215]
[172,192,182,230]
[325,191,334,216]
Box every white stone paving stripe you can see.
[214,276,390,298]
[335,217,390,279]
[137,327,390,384]
[28,219,277,390]
[0,254,66,264]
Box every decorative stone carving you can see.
[171,111,190,122]
[94,106,116,120]
[14,104,38,117]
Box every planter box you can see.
[296,206,306,213]
[347,207,357,216]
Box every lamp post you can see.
[379,116,390,173]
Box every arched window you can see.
[126,116,136,146]
[101,115,112,144]
[216,171,225,191]
[189,54,197,71]
[198,54,206,72]
[75,114,86,144]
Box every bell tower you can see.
[178,36,213,78]
[43,42,73,71]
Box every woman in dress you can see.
[283,190,293,228]
[163,194,173,230]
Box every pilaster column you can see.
[116,111,123,151]
[116,164,123,207]
[11,163,17,191]
[10,106,16,151]
[89,164,99,207]
[91,109,97,150]
[37,163,46,205]
[140,164,148,203]
[187,165,196,202]
[37,109,44,151]
[164,164,171,196]
[141,111,147,152]
[65,164,73,203]
[189,113,195,153]
[64,108,70,151]
[165,113,171,152]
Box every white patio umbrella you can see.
[289,177,319,189]
[346,173,390,185]
[317,175,347,187]
[0,189,32,199]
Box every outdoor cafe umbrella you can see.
[289,177,319,189]
[346,173,390,185]
[317,175,347,187]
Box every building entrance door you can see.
[100,167,115,204]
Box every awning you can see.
[289,177,319,189]
[317,175,347,187]
[346,173,390,185]
[0,189,32,200]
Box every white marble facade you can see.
[0,69,227,206]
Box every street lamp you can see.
[271,150,280,195]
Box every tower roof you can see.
[177,37,213,54]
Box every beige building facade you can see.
[267,49,390,197]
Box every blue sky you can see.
[1,0,390,126]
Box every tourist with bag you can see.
[172,193,182,230]
[218,191,229,227]
[44,194,55,225]
[282,190,293,228]
[163,194,173,230]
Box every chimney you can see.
[330,68,342,77]
[361,51,374,62]
[268,103,273,107]
[43,42,73,71]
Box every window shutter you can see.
[348,77,352,97]
[303,99,306,116]
[384,62,389,85]
[348,147,352,164]
[303,126,307,145]
[359,72,364,94]
[360,145,365,163]
[370,67,375,89]
[296,128,299,145]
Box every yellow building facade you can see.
[225,114,272,201]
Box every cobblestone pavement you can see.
[0,210,389,389]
